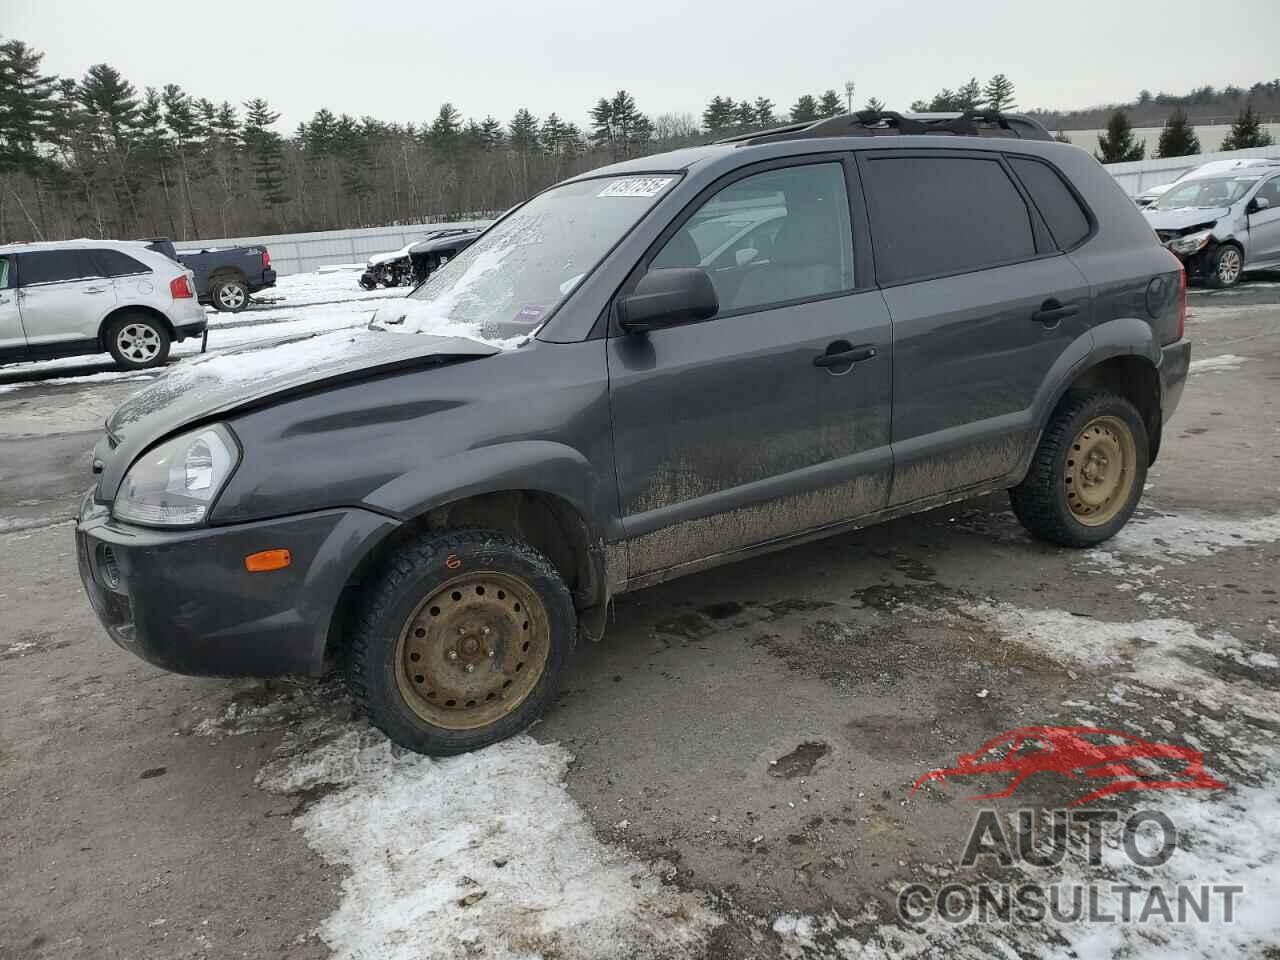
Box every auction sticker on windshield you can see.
[598,177,675,198]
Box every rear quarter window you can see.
[92,249,152,277]
[861,155,1037,285]
[1008,157,1092,249]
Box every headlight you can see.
[1168,229,1213,255]
[113,424,240,527]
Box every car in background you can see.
[358,228,483,290]
[0,239,205,370]
[1134,157,1280,209]
[1144,160,1280,287]
[143,238,277,313]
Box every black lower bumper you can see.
[76,493,398,677]
[1159,337,1191,423]
[174,319,207,343]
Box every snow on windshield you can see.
[380,175,677,348]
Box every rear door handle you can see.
[814,344,878,368]
[82,286,108,294]
[1032,300,1080,325]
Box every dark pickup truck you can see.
[143,238,277,313]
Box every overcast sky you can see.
[4,0,1277,132]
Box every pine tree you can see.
[734,99,757,127]
[241,97,286,227]
[791,95,819,122]
[702,96,736,133]
[588,97,613,150]
[1095,109,1145,163]
[1156,108,1200,158]
[928,89,958,111]
[0,39,57,239]
[816,89,844,118]
[161,84,200,237]
[983,74,1016,112]
[539,112,566,155]
[753,97,776,126]
[479,116,504,149]
[956,77,983,111]
[1220,102,1275,150]
[864,97,886,113]
[592,91,650,159]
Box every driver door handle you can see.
[814,344,877,367]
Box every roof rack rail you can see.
[717,109,1053,146]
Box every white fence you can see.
[1059,122,1280,164]
[1103,143,1280,197]
[175,142,1280,276]
[173,221,493,277]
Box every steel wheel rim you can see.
[116,323,161,362]
[394,571,550,730]
[1218,248,1241,285]
[218,284,246,308]
[1065,415,1136,527]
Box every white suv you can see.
[0,239,207,370]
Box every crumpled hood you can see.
[1143,206,1229,232]
[97,328,498,498]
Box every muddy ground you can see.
[1,279,1278,959]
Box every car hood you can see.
[1143,206,1229,231]
[96,329,498,498]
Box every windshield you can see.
[1153,176,1260,210]
[389,174,679,345]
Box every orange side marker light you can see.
[245,549,292,572]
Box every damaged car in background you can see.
[357,227,483,289]
[1143,159,1280,287]
[77,111,1191,758]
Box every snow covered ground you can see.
[0,268,407,395]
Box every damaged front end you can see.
[1153,220,1219,279]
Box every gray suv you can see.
[76,111,1190,755]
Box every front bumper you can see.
[1160,337,1191,423]
[75,493,398,677]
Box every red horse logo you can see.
[911,725,1225,806]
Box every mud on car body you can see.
[78,110,1192,756]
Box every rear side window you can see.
[92,249,152,277]
[1009,157,1091,249]
[17,250,103,286]
[862,156,1036,285]
[0,256,10,289]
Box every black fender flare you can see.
[1013,317,1162,480]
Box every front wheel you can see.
[347,528,576,755]
[210,277,249,312]
[1206,244,1243,289]
[106,313,171,370]
[1010,392,1148,548]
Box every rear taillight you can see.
[262,249,271,268]
[170,274,193,299]
[1176,266,1186,340]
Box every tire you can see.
[358,274,378,291]
[347,528,577,755]
[105,313,171,370]
[1206,244,1243,289]
[210,277,250,312]
[1010,392,1149,548]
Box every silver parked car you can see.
[1143,159,1280,287]
[0,239,206,370]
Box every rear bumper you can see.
[75,492,398,677]
[1160,338,1191,423]
[250,269,278,292]
[173,318,207,342]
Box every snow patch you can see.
[256,728,718,960]
[1105,510,1280,563]
[1188,354,1248,374]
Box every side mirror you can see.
[1248,196,1271,214]
[617,268,719,334]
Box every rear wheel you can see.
[1010,392,1148,547]
[1206,244,1243,288]
[210,277,249,312]
[347,528,576,755]
[106,313,171,370]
